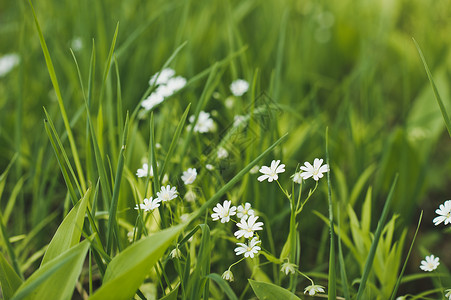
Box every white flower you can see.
[280,262,297,275]
[217,147,228,159]
[299,158,329,181]
[189,111,215,133]
[206,164,215,171]
[170,247,182,259]
[304,284,325,296]
[135,197,161,212]
[222,270,234,282]
[211,200,237,223]
[420,254,440,272]
[233,115,246,127]
[292,172,303,184]
[0,53,20,77]
[136,163,154,178]
[237,202,254,220]
[257,160,285,182]
[234,237,261,258]
[127,231,134,243]
[185,189,197,202]
[433,200,451,226]
[166,76,186,93]
[156,185,178,202]
[249,165,260,174]
[162,174,169,184]
[234,215,264,239]
[230,79,249,97]
[445,289,451,300]
[141,91,165,110]
[149,68,175,86]
[182,168,197,185]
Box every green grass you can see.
[1,0,451,299]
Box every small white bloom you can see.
[211,200,237,223]
[304,284,325,296]
[237,202,254,220]
[249,165,260,174]
[0,53,20,77]
[299,158,329,181]
[162,174,169,184]
[127,231,135,243]
[230,79,249,97]
[445,289,451,300]
[136,163,154,178]
[420,254,440,272]
[234,215,264,239]
[257,160,285,182]
[156,185,178,202]
[433,200,451,226]
[149,68,175,86]
[234,237,261,258]
[155,143,162,149]
[292,172,303,184]
[170,247,182,259]
[222,270,234,282]
[189,111,215,133]
[135,197,161,212]
[206,164,215,171]
[141,91,165,110]
[182,168,197,185]
[217,147,228,159]
[166,76,186,93]
[185,189,197,202]
[280,262,297,275]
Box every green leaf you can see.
[187,224,211,300]
[160,284,179,300]
[89,223,185,300]
[249,279,301,300]
[11,239,91,300]
[41,188,91,266]
[0,252,22,299]
[206,274,238,300]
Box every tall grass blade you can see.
[28,0,86,192]
[206,274,238,300]
[249,280,301,300]
[326,128,337,300]
[413,38,451,138]
[390,211,423,299]
[356,174,399,299]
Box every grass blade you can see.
[0,251,22,300]
[356,174,399,299]
[206,274,238,300]
[413,38,451,138]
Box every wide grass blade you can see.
[356,174,399,299]
[206,274,238,300]
[413,38,451,138]
[0,251,23,299]
[89,223,186,300]
[40,188,91,266]
[28,0,86,192]
[187,224,211,300]
[249,279,301,300]
[11,238,91,300]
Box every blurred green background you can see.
[1,0,451,296]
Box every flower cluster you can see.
[134,185,179,213]
[257,158,329,184]
[211,200,263,282]
[189,111,215,133]
[141,68,186,111]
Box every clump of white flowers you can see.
[230,79,249,97]
[189,111,215,133]
[141,68,186,111]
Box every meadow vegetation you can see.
[1,0,451,299]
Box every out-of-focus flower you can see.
[206,164,215,171]
[182,168,197,185]
[230,79,249,97]
[217,147,228,159]
[292,172,303,184]
[222,270,234,282]
[237,202,254,220]
[136,163,154,178]
[170,247,182,259]
[185,189,197,202]
[189,111,215,133]
[249,165,260,174]
[0,53,20,77]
